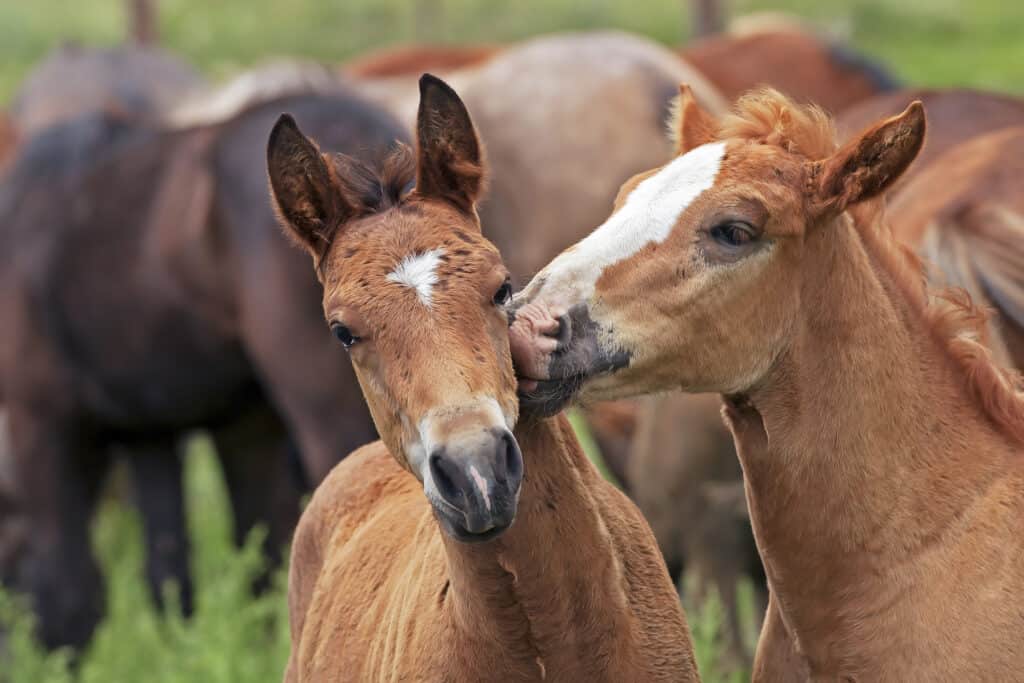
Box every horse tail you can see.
[921,202,1024,367]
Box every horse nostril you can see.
[501,432,523,485]
[429,451,462,506]
[554,313,572,347]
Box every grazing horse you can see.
[509,86,1024,681]
[269,75,698,683]
[0,85,397,650]
[681,17,898,112]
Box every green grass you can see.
[0,0,1021,102]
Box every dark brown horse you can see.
[0,87,401,650]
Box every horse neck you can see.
[736,215,1020,585]
[440,413,633,673]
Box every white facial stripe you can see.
[536,141,726,301]
[388,249,444,307]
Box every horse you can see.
[509,86,1024,680]
[681,16,898,112]
[340,42,501,79]
[269,74,699,683]
[837,88,1024,184]
[0,81,398,649]
[346,30,727,491]
[886,125,1024,371]
[618,87,1024,667]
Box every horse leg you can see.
[4,408,109,651]
[211,404,301,581]
[752,593,810,682]
[129,437,193,616]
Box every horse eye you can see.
[331,323,360,349]
[492,279,513,306]
[710,221,757,248]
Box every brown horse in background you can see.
[510,87,1024,680]
[341,42,501,79]
[0,83,399,649]
[271,74,697,683]
[838,88,1024,183]
[681,16,898,111]
[888,125,1024,371]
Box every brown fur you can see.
[341,43,502,79]
[628,393,765,668]
[681,25,897,112]
[837,88,1024,187]
[511,88,1024,680]
[270,76,697,683]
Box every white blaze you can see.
[468,465,493,512]
[530,141,726,302]
[388,249,445,307]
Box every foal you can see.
[510,87,1024,681]
[268,75,697,682]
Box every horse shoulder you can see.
[285,440,405,677]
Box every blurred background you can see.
[0,1,1021,682]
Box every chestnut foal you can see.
[510,87,1024,681]
[268,76,697,682]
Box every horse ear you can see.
[415,74,484,213]
[811,101,925,217]
[670,84,717,155]
[267,114,350,268]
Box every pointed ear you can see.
[811,101,925,217]
[670,84,717,155]
[415,74,484,213]
[267,114,350,268]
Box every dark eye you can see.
[492,278,513,306]
[331,323,360,349]
[710,221,756,248]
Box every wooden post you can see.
[690,0,725,39]
[128,0,159,46]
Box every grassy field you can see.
[0,0,1022,102]
[1,1,1022,681]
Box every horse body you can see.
[0,88,399,649]
[289,415,692,682]
[509,87,1024,679]
[269,75,696,683]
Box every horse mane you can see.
[313,142,416,276]
[719,87,837,161]
[723,88,1024,443]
